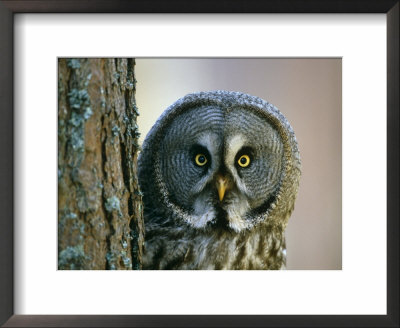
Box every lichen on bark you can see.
[58,58,144,270]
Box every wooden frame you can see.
[0,1,398,327]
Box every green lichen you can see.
[59,245,88,270]
[112,125,120,136]
[70,133,85,153]
[83,106,93,119]
[68,88,90,110]
[64,211,78,220]
[67,59,81,69]
[124,119,141,140]
[105,196,121,213]
[113,250,132,269]
[106,251,117,270]
[121,253,132,269]
[84,73,92,87]
[125,81,134,90]
[69,112,83,127]
[134,190,143,197]
[121,239,128,249]
[132,104,140,116]
[79,222,86,234]
[67,88,92,159]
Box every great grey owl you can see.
[138,91,301,270]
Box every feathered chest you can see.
[142,221,286,270]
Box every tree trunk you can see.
[58,58,144,270]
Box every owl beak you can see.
[216,175,228,202]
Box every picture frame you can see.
[0,1,398,327]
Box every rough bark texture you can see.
[58,58,144,270]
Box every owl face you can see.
[158,104,284,232]
[139,91,300,269]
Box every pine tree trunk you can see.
[58,58,144,270]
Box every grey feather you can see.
[138,91,301,270]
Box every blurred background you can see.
[135,58,342,270]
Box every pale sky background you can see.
[135,58,342,270]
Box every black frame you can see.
[0,1,398,327]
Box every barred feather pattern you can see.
[142,208,286,270]
[139,91,300,270]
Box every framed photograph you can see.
[0,1,398,327]
[57,57,342,272]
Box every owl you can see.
[138,91,301,270]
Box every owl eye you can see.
[195,153,208,166]
[237,154,251,168]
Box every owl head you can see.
[138,91,301,233]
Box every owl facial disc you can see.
[138,91,301,233]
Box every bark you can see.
[58,58,144,270]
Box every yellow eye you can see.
[195,154,208,166]
[237,154,250,167]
